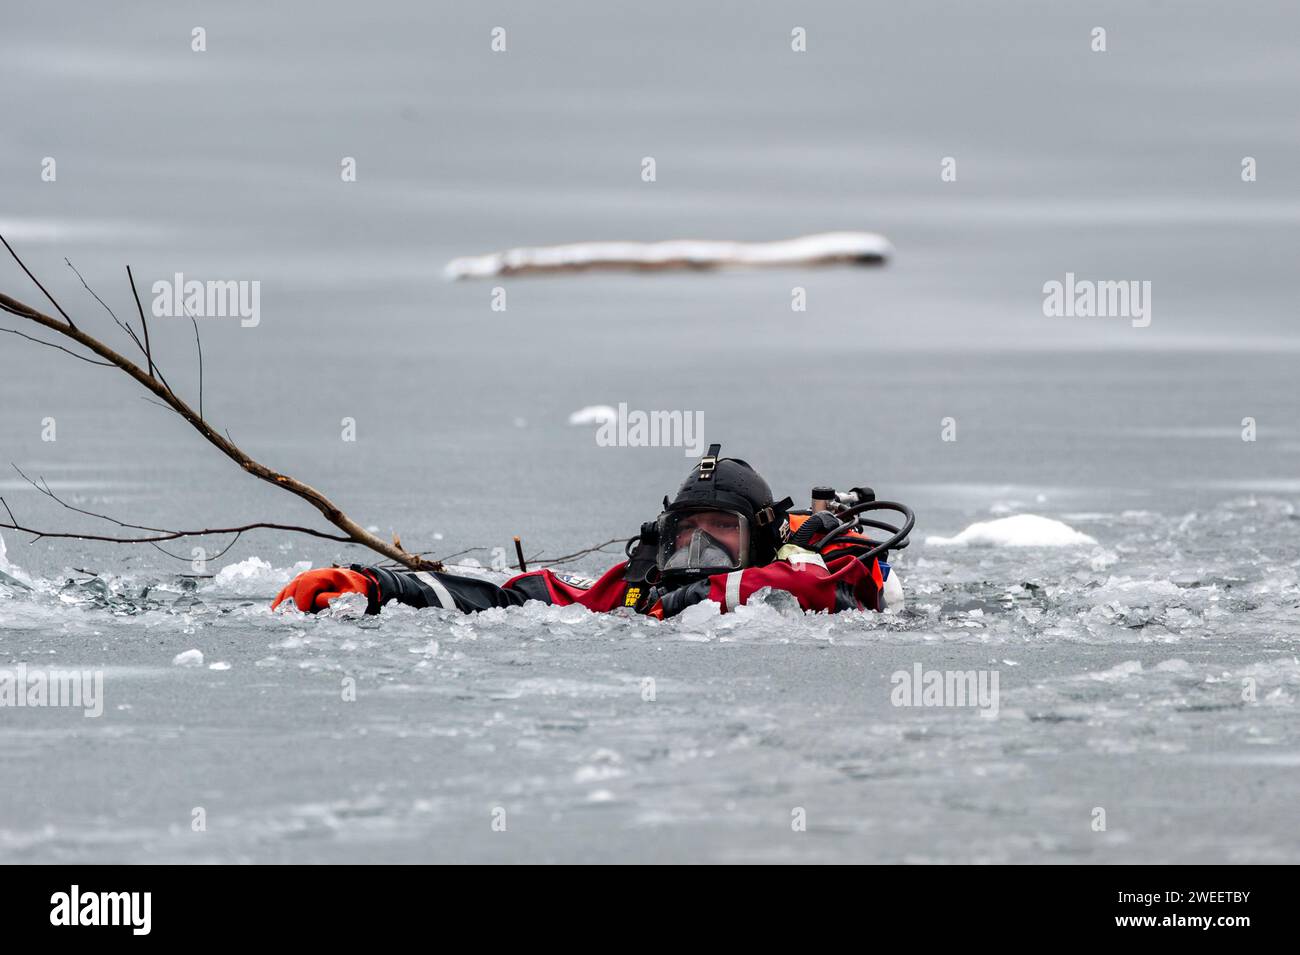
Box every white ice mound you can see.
[926,514,1097,548]
[205,557,311,595]
[0,531,34,588]
[567,405,618,426]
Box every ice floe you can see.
[926,514,1098,548]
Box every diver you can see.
[272,444,911,619]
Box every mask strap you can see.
[697,443,721,480]
[754,496,793,527]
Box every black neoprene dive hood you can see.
[660,444,793,568]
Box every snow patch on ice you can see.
[926,514,1097,548]
[568,405,617,426]
[205,557,312,595]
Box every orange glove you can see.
[272,568,376,613]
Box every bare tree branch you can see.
[4,472,352,550]
[1,237,443,571]
[0,487,354,548]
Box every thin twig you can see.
[372,536,631,574]
[0,512,352,546]
[0,327,114,366]
[432,546,485,562]
[0,233,75,328]
[150,530,243,563]
[14,463,169,533]
[190,314,203,420]
[533,537,626,567]
[65,258,150,360]
[178,300,205,421]
[125,264,153,378]
[65,258,122,326]
[64,259,175,394]
[6,465,351,544]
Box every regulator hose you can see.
[815,501,915,565]
[788,510,839,549]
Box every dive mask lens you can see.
[656,510,749,575]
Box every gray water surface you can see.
[2,1,1299,863]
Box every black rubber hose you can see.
[827,537,910,557]
[816,501,915,564]
[816,519,866,553]
[849,517,903,536]
[788,510,837,549]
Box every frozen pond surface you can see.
[3,492,1297,864]
[3,0,1300,861]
